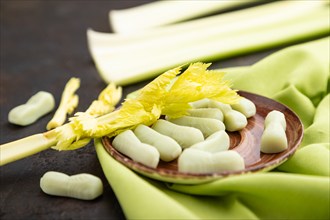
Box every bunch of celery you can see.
[88,0,329,85]
[0,63,239,166]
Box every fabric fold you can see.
[273,84,315,127]
[169,173,329,219]
[300,94,330,146]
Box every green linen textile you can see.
[95,37,330,219]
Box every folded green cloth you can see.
[95,37,330,219]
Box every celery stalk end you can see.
[0,133,57,166]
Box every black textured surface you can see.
[0,1,300,219]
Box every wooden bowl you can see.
[102,91,303,184]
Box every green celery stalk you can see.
[109,0,261,33]
[0,132,57,166]
[88,0,329,86]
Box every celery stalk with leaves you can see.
[0,82,122,166]
[0,63,240,166]
[68,63,240,139]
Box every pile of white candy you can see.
[112,97,288,174]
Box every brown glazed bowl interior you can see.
[102,91,303,184]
